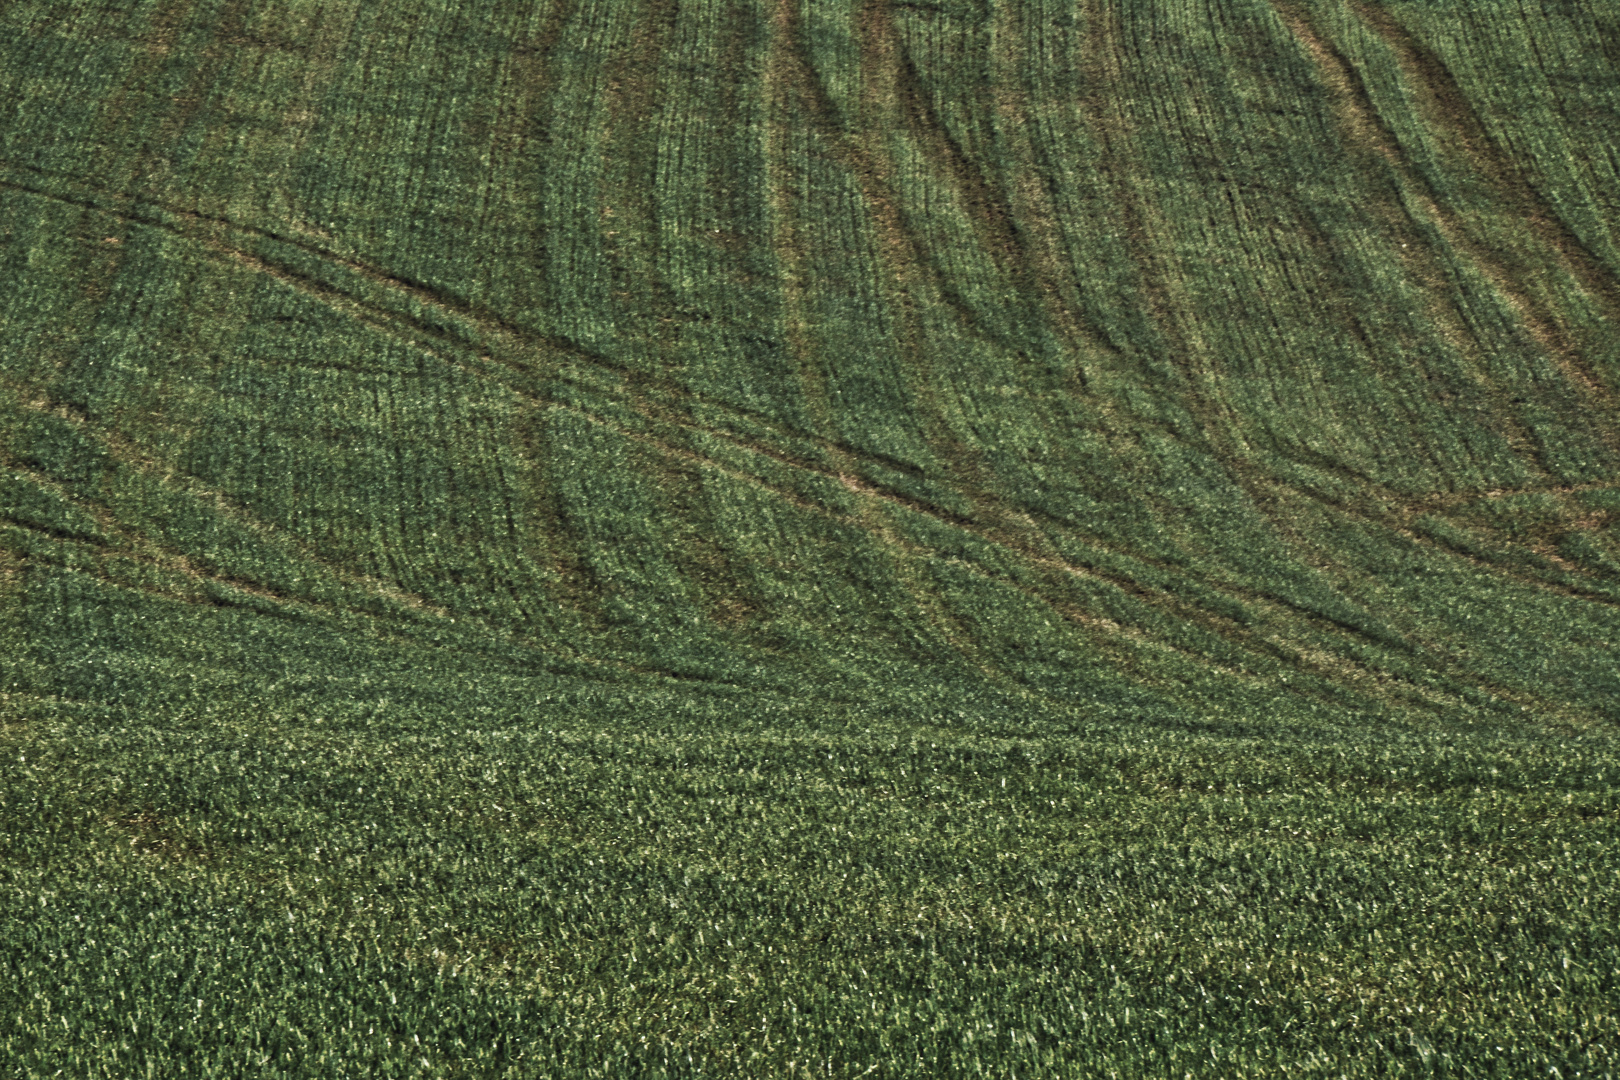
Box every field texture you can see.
[1,0,1617,1075]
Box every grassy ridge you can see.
[1,0,1617,1074]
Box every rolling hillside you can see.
[1,0,1617,1075]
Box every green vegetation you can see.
[0,0,1615,1075]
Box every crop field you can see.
[0,0,1616,1075]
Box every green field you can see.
[1,0,1617,1075]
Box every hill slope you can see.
[2,0,1619,725]
[1,0,1617,1076]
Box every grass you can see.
[1,0,1617,1074]
[3,696,1616,1077]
